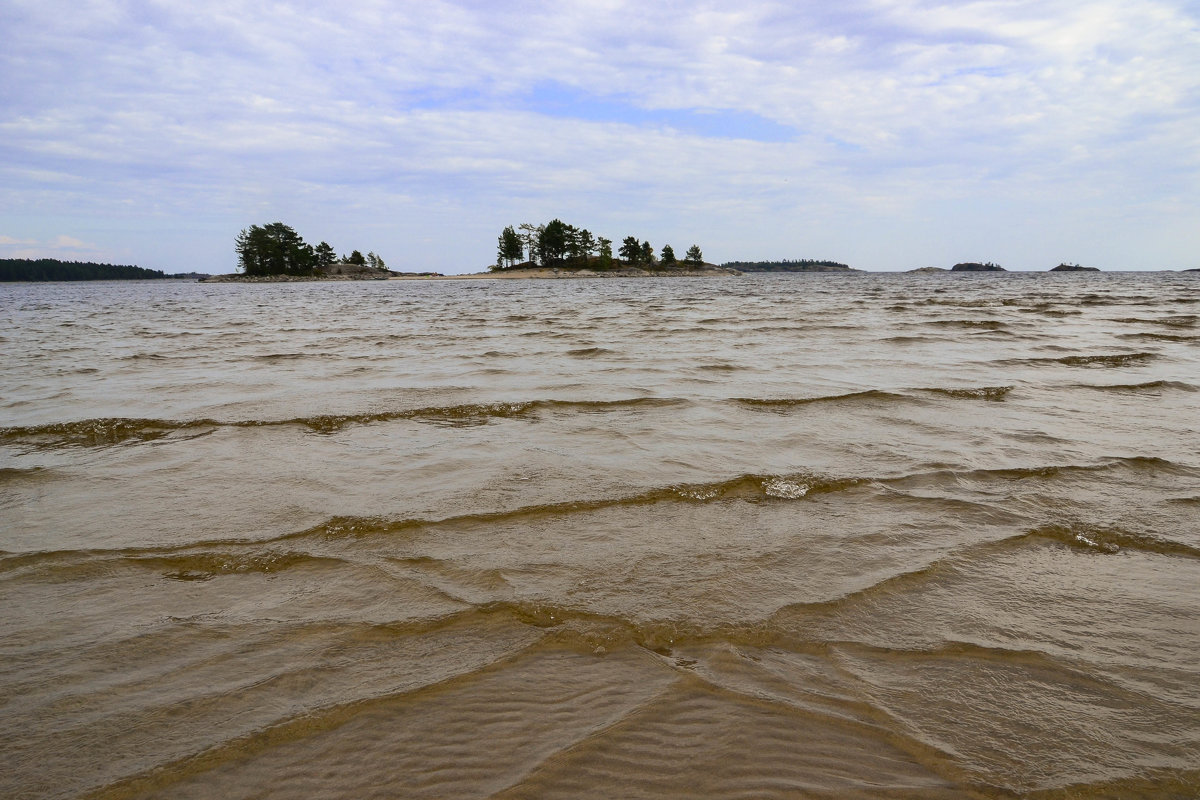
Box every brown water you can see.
[2,273,1198,799]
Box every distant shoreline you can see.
[50,266,1198,284]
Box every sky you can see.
[2,0,1198,274]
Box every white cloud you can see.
[0,0,1197,271]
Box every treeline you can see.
[236,222,387,276]
[495,220,703,270]
[722,259,851,272]
[0,258,169,282]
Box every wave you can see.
[732,390,908,410]
[0,465,56,483]
[924,319,1009,329]
[1053,352,1158,367]
[885,456,1198,485]
[0,417,216,447]
[921,385,1012,400]
[1001,352,1158,368]
[733,385,1012,409]
[1113,315,1198,327]
[0,470,868,574]
[1116,332,1199,342]
[1025,523,1200,558]
[1073,380,1197,393]
[0,548,351,584]
[0,398,694,447]
[566,347,616,357]
[880,335,932,343]
[309,471,865,536]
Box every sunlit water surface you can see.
[2,273,1198,799]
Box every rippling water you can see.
[3,273,1199,799]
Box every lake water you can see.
[2,273,1198,799]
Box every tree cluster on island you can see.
[1,258,173,282]
[235,222,388,276]
[721,259,853,272]
[495,220,703,271]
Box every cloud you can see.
[0,233,102,261]
[1,0,1197,271]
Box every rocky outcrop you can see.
[201,262,392,282]
[1050,264,1100,272]
[317,262,390,279]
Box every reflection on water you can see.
[2,273,1199,798]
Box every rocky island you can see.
[1050,263,1100,272]
[466,262,739,279]
[721,259,857,273]
[203,261,393,282]
[951,262,1006,272]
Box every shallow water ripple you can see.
[2,272,1198,799]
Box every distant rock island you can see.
[1050,263,1100,271]
[951,262,1006,272]
[908,266,947,273]
[722,260,855,272]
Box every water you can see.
[2,273,1198,799]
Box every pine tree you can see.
[597,237,613,269]
[618,236,641,264]
[235,223,316,276]
[314,242,336,269]
[497,225,523,268]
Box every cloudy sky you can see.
[2,0,1198,273]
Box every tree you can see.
[347,250,366,266]
[518,223,540,266]
[597,237,613,269]
[365,251,387,271]
[235,222,315,276]
[538,218,569,264]
[641,241,654,265]
[577,229,595,265]
[497,225,523,268]
[685,244,703,267]
[314,241,336,269]
[660,244,676,266]
[618,236,641,264]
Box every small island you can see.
[1050,263,1100,272]
[951,262,1006,272]
[721,259,856,273]
[489,219,730,276]
[201,222,403,282]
